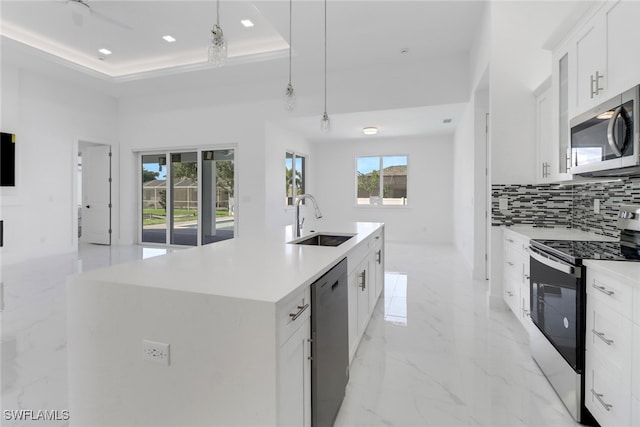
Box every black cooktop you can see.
[531,239,640,265]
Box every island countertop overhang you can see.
[68,221,384,304]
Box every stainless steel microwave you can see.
[570,85,640,176]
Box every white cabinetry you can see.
[603,0,640,97]
[535,80,554,183]
[585,269,634,427]
[502,229,531,331]
[278,315,311,427]
[347,227,384,361]
[563,0,640,118]
[574,12,607,113]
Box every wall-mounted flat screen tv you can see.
[1,132,16,187]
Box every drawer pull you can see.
[506,291,514,297]
[506,261,514,266]
[289,303,309,321]
[359,270,366,291]
[592,329,614,346]
[591,389,613,411]
[592,283,615,297]
[506,238,514,243]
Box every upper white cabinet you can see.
[535,81,554,183]
[573,12,607,114]
[566,0,640,118]
[535,50,571,183]
[604,0,640,97]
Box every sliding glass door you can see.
[201,150,235,244]
[169,152,198,246]
[141,154,167,244]
[140,148,235,246]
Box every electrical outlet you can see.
[594,199,601,214]
[142,339,170,366]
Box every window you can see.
[356,155,408,206]
[285,152,306,206]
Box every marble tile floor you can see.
[0,242,579,426]
[335,243,579,427]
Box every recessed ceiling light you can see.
[98,48,112,56]
[162,35,176,43]
[362,127,378,135]
[241,19,254,27]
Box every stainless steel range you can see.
[528,205,640,424]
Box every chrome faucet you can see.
[295,194,323,237]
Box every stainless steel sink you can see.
[291,234,354,247]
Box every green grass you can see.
[142,209,231,226]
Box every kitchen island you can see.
[67,222,384,427]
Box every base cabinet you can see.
[347,227,384,361]
[502,229,532,332]
[585,267,638,427]
[278,316,311,427]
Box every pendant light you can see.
[208,0,227,67]
[320,0,330,132]
[285,0,296,110]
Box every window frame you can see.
[285,151,307,207]
[355,155,409,207]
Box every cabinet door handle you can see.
[506,291,513,297]
[592,329,614,346]
[592,283,615,296]
[289,303,309,321]
[506,261,514,266]
[506,238,514,243]
[359,270,366,291]
[376,250,382,264]
[591,389,613,411]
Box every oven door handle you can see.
[529,247,581,278]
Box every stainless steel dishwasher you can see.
[310,257,349,427]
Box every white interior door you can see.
[81,145,111,245]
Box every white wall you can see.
[264,121,314,230]
[453,102,475,267]
[452,3,490,278]
[311,135,453,243]
[0,64,119,265]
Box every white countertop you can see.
[68,222,383,304]
[583,259,640,284]
[502,225,618,241]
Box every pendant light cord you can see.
[289,0,292,84]
[216,0,220,27]
[323,0,327,113]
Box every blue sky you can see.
[143,162,167,180]
[357,156,407,174]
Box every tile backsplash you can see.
[492,177,640,238]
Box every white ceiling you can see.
[0,1,593,142]
[0,0,486,80]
